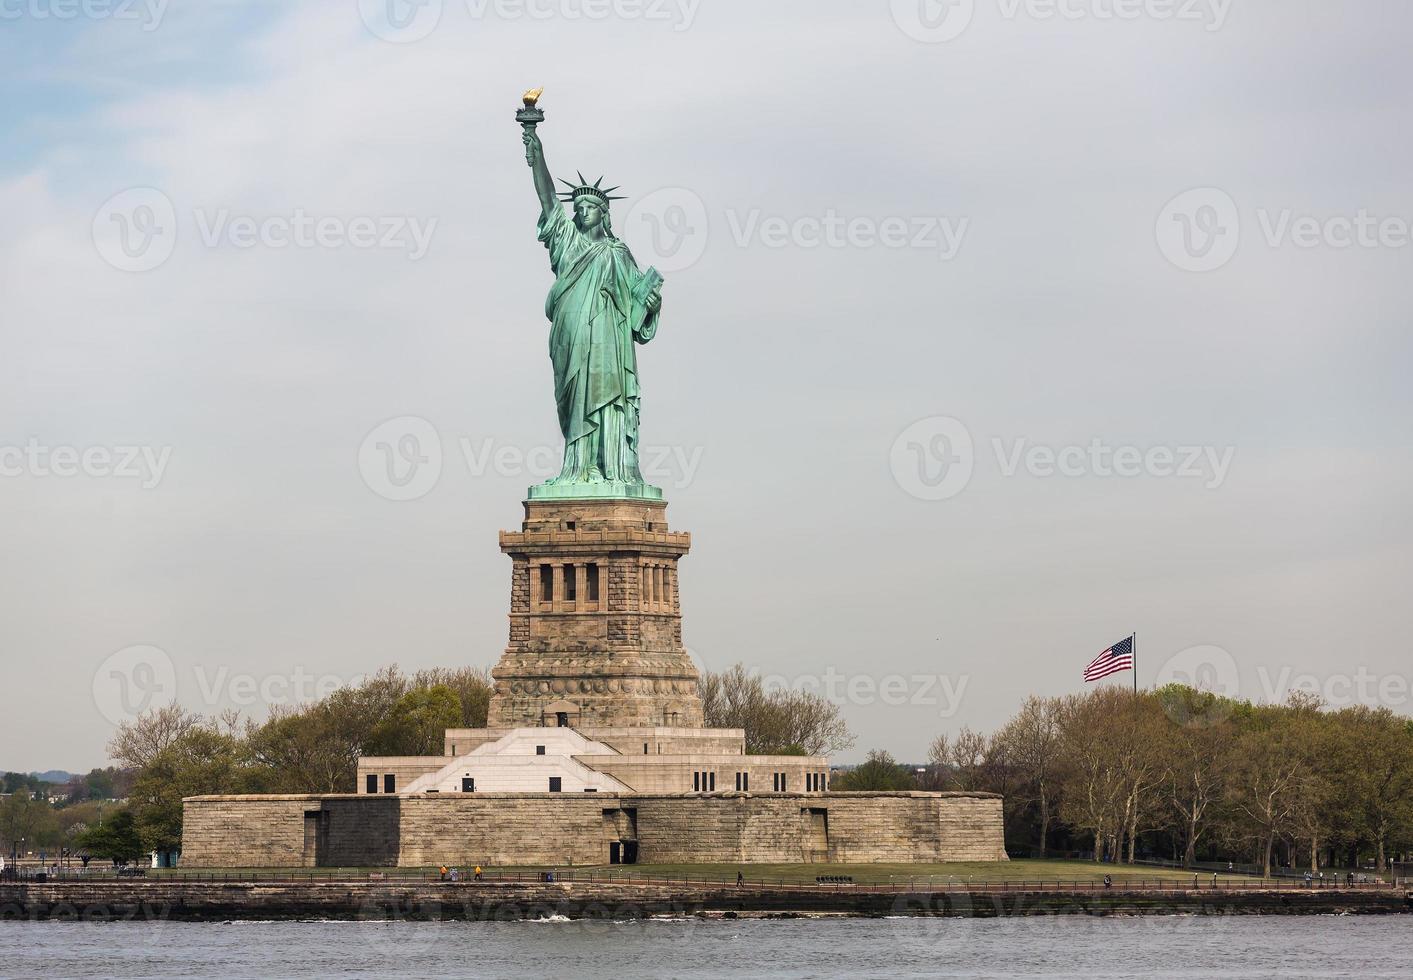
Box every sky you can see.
[1,0,1410,773]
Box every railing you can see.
[2,866,1400,894]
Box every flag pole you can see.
[1133,632,1138,694]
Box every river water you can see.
[1,916,1406,978]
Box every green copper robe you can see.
[538,204,661,488]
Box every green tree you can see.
[127,727,248,854]
[0,792,61,853]
[366,685,464,757]
[74,808,145,864]
[832,750,917,791]
[412,667,493,729]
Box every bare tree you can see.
[993,696,1064,857]
[107,703,202,771]
[699,664,854,756]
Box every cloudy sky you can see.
[2,0,1410,772]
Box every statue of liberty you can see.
[519,91,665,500]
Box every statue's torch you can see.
[517,87,545,165]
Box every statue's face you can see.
[575,198,607,231]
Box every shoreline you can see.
[3,880,1408,922]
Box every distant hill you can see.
[1,770,77,784]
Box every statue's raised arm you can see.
[519,89,556,220]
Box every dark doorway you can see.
[623,841,639,864]
[556,712,569,727]
[461,777,475,792]
[609,841,621,865]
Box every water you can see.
[1,916,1406,979]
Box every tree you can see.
[1056,690,1127,862]
[108,704,202,771]
[0,792,61,853]
[1159,698,1233,868]
[412,667,493,729]
[832,750,917,791]
[992,696,1064,857]
[366,686,464,757]
[1226,705,1315,877]
[1331,706,1413,872]
[74,808,145,864]
[127,726,248,854]
[699,664,854,756]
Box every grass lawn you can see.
[568,859,1254,886]
[141,859,1263,886]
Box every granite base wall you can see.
[181,792,1006,868]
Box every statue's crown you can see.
[558,172,626,208]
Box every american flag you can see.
[1084,635,1135,682]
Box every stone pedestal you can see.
[488,497,704,729]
